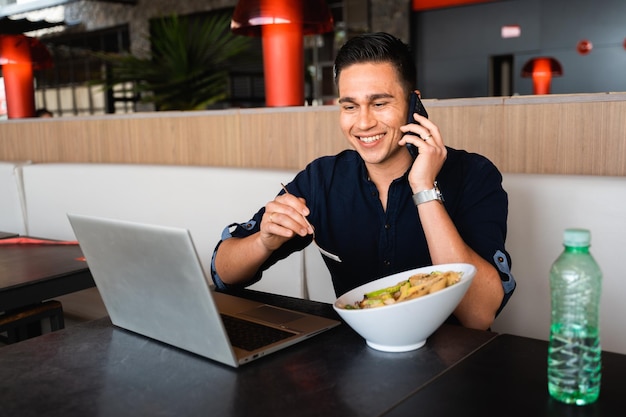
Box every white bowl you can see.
[333,263,476,352]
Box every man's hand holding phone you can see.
[400,91,447,192]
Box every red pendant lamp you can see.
[231,0,334,107]
[0,34,53,118]
[521,57,563,95]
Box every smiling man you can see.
[211,32,515,330]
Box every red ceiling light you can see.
[231,0,334,36]
[521,57,563,95]
[0,34,53,118]
[577,39,593,55]
[231,0,334,107]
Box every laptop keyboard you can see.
[221,314,295,352]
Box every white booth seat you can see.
[492,173,626,355]
[19,163,308,297]
[0,161,29,235]
[3,162,626,354]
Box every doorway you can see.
[489,54,514,96]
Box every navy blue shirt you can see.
[212,148,515,313]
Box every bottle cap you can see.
[563,228,591,247]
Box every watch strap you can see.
[412,181,443,206]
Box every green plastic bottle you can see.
[547,228,602,405]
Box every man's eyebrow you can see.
[337,96,356,104]
[369,93,394,101]
[338,93,394,104]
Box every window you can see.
[35,24,133,115]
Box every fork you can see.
[280,183,342,263]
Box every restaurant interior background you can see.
[1,0,624,118]
[1,1,626,356]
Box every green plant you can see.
[100,12,253,111]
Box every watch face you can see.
[433,181,444,202]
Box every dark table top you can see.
[0,290,497,417]
[0,241,94,311]
[383,333,624,417]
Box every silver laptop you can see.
[67,213,340,368]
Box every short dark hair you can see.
[333,32,416,95]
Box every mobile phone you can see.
[406,91,429,157]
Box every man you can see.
[211,32,515,330]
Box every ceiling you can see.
[0,15,67,34]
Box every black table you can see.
[0,241,94,311]
[383,333,623,417]
[0,290,497,417]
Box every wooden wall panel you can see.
[236,107,345,170]
[501,94,626,176]
[1,93,624,176]
[425,97,506,171]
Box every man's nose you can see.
[356,107,376,130]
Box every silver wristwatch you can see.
[412,181,444,206]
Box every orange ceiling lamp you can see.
[231,0,333,107]
[521,57,563,95]
[0,34,52,118]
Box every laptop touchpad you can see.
[240,305,305,325]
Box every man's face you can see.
[337,62,410,171]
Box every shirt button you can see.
[384,224,391,230]
[383,260,391,266]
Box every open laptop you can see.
[67,213,340,368]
